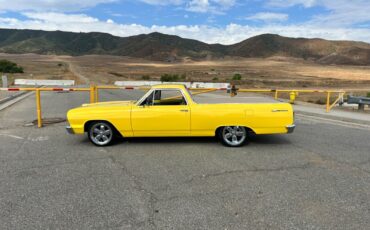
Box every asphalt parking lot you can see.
[0,89,370,229]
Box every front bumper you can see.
[66,126,75,134]
[286,124,296,134]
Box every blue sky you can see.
[0,0,369,44]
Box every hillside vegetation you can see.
[0,59,24,73]
[0,28,370,65]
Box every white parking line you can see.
[0,133,24,140]
[296,113,370,131]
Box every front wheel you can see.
[219,126,248,147]
[88,122,115,146]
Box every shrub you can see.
[160,74,179,82]
[108,71,124,77]
[232,73,242,80]
[212,77,218,81]
[180,73,186,80]
[57,63,63,67]
[141,75,150,80]
[367,92,370,98]
[0,59,24,73]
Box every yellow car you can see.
[66,84,295,147]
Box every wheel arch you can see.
[215,125,255,137]
[84,120,122,137]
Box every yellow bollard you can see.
[36,89,42,128]
[90,84,95,103]
[326,92,331,112]
[289,91,296,104]
[95,86,99,103]
[274,90,279,100]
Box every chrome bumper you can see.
[286,124,296,134]
[66,126,75,134]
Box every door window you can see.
[140,89,187,106]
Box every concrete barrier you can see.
[15,79,75,86]
[114,81,229,89]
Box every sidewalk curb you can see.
[0,91,34,111]
[295,110,370,126]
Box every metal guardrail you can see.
[0,85,352,128]
[347,95,370,110]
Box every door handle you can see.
[180,109,189,112]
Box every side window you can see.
[140,91,154,106]
[153,90,187,106]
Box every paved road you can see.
[0,89,369,229]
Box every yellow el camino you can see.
[66,84,295,147]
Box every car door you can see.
[131,89,191,137]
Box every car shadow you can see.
[108,134,291,146]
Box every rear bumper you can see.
[66,126,75,134]
[286,124,296,134]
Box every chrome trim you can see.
[286,124,296,134]
[272,109,288,112]
[66,126,74,134]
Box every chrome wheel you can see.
[89,122,113,146]
[221,126,247,147]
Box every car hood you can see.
[82,101,134,107]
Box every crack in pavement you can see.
[184,163,311,184]
[107,155,158,230]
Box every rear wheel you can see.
[88,122,115,146]
[219,126,248,147]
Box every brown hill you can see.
[0,28,369,65]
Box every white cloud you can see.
[187,0,236,13]
[246,12,289,22]
[22,12,99,23]
[267,0,317,8]
[1,12,370,45]
[137,0,236,13]
[138,0,183,5]
[267,0,370,27]
[0,0,116,12]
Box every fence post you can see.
[326,91,331,112]
[95,86,99,103]
[36,89,42,128]
[275,90,279,100]
[90,84,95,103]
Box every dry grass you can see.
[1,53,370,91]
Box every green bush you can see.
[180,73,186,80]
[0,59,24,73]
[232,73,242,80]
[141,75,150,80]
[160,74,179,82]
[367,92,370,98]
[212,77,218,81]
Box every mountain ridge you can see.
[0,28,369,65]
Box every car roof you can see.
[151,84,187,89]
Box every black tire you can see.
[218,126,248,147]
[88,121,115,146]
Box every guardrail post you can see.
[275,90,279,100]
[95,86,99,103]
[90,84,95,103]
[326,92,331,112]
[36,89,42,128]
[289,91,296,104]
